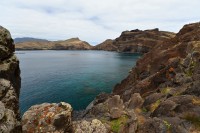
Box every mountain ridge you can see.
[15,37,92,50]
[15,28,175,53]
[14,37,49,43]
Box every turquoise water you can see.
[16,50,141,115]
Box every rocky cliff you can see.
[93,28,175,53]
[15,38,92,50]
[111,22,200,132]
[0,26,21,132]
[2,22,200,133]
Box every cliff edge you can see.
[0,26,21,132]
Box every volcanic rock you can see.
[0,26,21,132]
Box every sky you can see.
[0,0,200,45]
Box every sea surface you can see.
[16,50,141,115]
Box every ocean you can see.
[16,50,141,115]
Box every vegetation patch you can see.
[172,92,181,96]
[110,115,128,133]
[150,100,161,112]
[160,87,172,94]
[183,113,200,130]
[163,120,171,130]
[142,107,148,113]
[185,60,196,77]
[192,97,200,106]
[185,69,193,77]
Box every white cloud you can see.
[0,0,199,45]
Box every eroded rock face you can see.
[83,95,138,133]
[22,102,73,133]
[0,26,21,133]
[93,29,175,53]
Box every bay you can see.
[16,50,141,115]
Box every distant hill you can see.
[15,37,92,50]
[92,39,117,51]
[14,37,49,43]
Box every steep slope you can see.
[0,26,21,132]
[15,37,92,50]
[111,22,200,132]
[94,28,175,53]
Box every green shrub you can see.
[110,115,128,133]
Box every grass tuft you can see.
[110,115,128,133]
[160,87,171,94]
[163,120,171,130]
[150,100,161,112]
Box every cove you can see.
[16,50,141,115]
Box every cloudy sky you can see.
[0,0,199,45]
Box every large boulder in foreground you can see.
[22,102,73,133]
[0,26,21,132]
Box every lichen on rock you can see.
[22,102,73,133]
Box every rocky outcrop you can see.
[79,94,138,133]
[22,102,73,133]
[15,38,92,50]
[0,26,21,132]
[93,29,175,53]
[112,22,200,132]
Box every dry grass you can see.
[150,100,161,112]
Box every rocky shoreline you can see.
[1,22,200,133]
